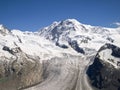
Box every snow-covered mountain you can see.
[0,19,120,90]
[39,19,120,54]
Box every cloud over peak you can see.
[114,22,120,27]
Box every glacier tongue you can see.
[24,55,94,90]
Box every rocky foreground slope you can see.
[0,19,120,90]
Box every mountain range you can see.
[0,19,120,90]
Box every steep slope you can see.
[0,27,44,90]
[87,43,120,90]
[0,46,43,90]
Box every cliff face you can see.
[0,46,43,90]
[87,43,120,90]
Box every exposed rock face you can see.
[87,43,120,90]
[68,40,85,54]
[0,46,43,90]
[55,42,68,49]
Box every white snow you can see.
[0,19,120,61]
[99,49,120,68]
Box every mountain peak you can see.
[38,19,92,42]
[59,19,82,26]
[0,24,4,29]
[0,24,10,35]
[63,19,81,24]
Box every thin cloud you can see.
[114,22,120,27]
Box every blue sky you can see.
[0,0,120,31]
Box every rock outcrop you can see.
[87,43,120,90]
[0,46,43,90]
